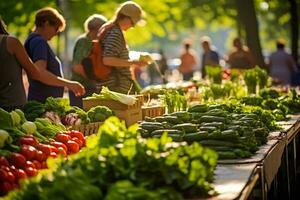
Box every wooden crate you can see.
[142,105,165,119]
[114,108,142,126]
[83,95,144,111]
[70,122,103,136]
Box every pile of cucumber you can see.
[140,104,269,159]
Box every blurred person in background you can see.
[268,39,297,85]
[70,14,107,107]
[226,37,256,69]
[99,1,148,94]
[200,36,220,79]
[159,49,168,83]
[179,39,197,81]
[0,18,84,111]
[24,7,85,103]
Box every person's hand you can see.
[68,81,86,96]
[131,60,148,68]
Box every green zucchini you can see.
[217,151,237,159]
[200,126,217,133]
[199,116,226,123]
[151,129,183,136]
[188,104,208,113]
[183,131,209,142]
[172,123,198,133]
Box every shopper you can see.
[268,39,297,85]
[99,1,148,94]
[227,37,256,69]
[0,18,84,111]
[24,7,85,103]
[179,39,197,81]
[70,14,107,107]
[200,36,220,79]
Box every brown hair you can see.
[35,7,66,32]
[0,17,9,35]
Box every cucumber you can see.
[200,126,217,133]
[188,104,208,113]
[140,123,162,133]
[170,111,191,122]
[153,133,182,142]
[199,116,226,123]
[155,115,181,124]
[202,122,225,129]
[173,123,198,133]
[217,151,238,159]
[199,140,243,148]
[151,129,183,136]
[183,131,209,142]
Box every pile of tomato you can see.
[0,130,85,195]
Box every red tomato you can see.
[12,183,19,189]
[19,136,39,146]
[17,169,27,179]
[25,167,37,177]
[50,141,68,152]
[0,166,10,172]
[0,181,12,195]
[49,152,57,158]
[35,150,47,162]
[69,130,85,142]
[0,156,9,167]
[55,133,72,144]
[37,144,52,156]
[20,145,37,160]
[57,147,67,157]
[66,140,79,154]
[49,145,58,154]
[41,162,48,169]
[0,168,8,181]
[25,161,36,169]
[10,153,26,168]
[6,171,15,183]
[72,137,83,148]
[32,160,41,170]
[9,166,18,180]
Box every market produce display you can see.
[0,107,87,195]
[140,102,273,159]
[4,117,217,200]
[22,97,114,126]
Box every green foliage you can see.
[6,117,217,199]
[206,66,223,84]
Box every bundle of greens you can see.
[243,66,269,94]
[160,90,187,113]
[206,65,222,84]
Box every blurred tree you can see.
[288,0,299,64]
[235,0,265,67]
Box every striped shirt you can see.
[99,25,134,94]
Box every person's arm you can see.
[8,37,85,96]
[103,57,146,67]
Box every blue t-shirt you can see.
[25,33,64,103]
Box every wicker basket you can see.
[70,122,104,136]
[142,105,165,119]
